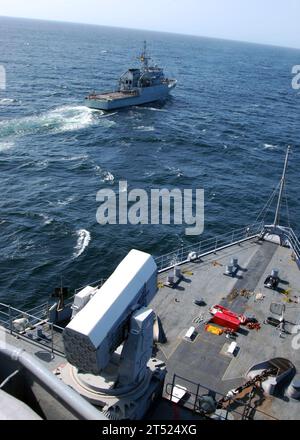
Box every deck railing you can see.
[74,278,107,295]
[166,373,278,420]
[23,302,50,321]
[0,302,65,355]
[155,222,265,273]
[284,227,300,262]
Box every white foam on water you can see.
[0,105,96,140]
[57,196,75,206]
[0,141,14,152]
[166,165,184,177]
[144,170,156,177]
[49,106,96,132]
[263,143,278,150]
[136,125,155,132]
[39,213,53,225]
[148,107,168,112]
[0,98,17,105]
[94,165,115,183]
[61,154,89,162]
[36,159,49,169]
[120,140,132,147]
[100,111,118,118]
[100,118,116,128]
[135,106,168,113]
[102,171,115,183]
[73,229,91,258]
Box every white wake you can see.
[73,229,91,258]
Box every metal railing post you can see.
[193,383,200,413]
[51,323,54,354]
[170,373,176,401]
[9,306,12,334]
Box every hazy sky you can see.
[1,0,300,49]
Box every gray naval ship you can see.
[84,41,177,111]
[0,147,299,420]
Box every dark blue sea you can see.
[0,16,299,309]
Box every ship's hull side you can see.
[85,83,176,111]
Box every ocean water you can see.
[0,16,299,309]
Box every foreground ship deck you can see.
[150,236,300,420]
[1,229,299,420]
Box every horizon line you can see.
[1,14,300,51]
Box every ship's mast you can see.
[273,146,291,227]
[140,40,150,70]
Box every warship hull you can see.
[85,81,177,111]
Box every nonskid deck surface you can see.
[3,331,66,371]
[150,238,300,420]
[87,91,139,101]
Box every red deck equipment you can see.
[210,304,245,330]
[211,311,240,331]
[211,304,241,331]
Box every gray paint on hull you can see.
[85,84,176,111]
